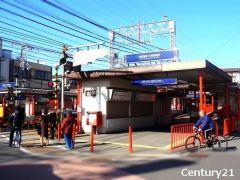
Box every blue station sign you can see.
[131,78,177,86]
[125,49,178,63]
[0,82,16,90]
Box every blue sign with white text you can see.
[125,49,178,63]
[0,82,16,89]
[131,78,177,86]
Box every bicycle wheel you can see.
[185,136,201,152]
[13,131,20,148]
[212,136,228,151]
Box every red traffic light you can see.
[48,81,54,88]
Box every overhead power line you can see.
[0,1,134,54]
[41,0,161,51]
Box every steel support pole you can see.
[238,89,240,120]
[225,83,229,118]
[32,96,35,116]
[211,96,214,109]
[60,69,65,122]
[77,80,81,133]
[204,92,206,108]
[199,70,203,111]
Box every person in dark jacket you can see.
[40,109,49,146]
[62,111,76,150]
[48,108,57,140]
[8,106,24,147]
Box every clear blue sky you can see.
[0,0,240,68]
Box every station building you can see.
[68,59,239,134]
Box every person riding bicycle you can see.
[8,106,24,147]
[194,110,215,143]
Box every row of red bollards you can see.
[57,123,133,153]
[90,125,133,153]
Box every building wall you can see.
[13,60,52,89]
[0,49,11,82]
[80,78,158,133]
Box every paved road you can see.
[1,130,240,180]
[0,135,142,180]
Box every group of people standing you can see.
[38,108,76,150]
[8,106,77,150]
[38,108,58,146]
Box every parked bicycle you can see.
[185,128,228,151]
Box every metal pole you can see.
[77,80,81,134]
[54,67,58,110]
[225,83,229,118]
[238,89,240,120]
[204,92,206,108]
[61,68,65,121]
[211,96,214,109]
[15,78,18,106]
[199,70,203,111]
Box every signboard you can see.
[186,91,200,98]
[131,78,177,86]
[15,96,26,100]
[73,48,108,66]
[125,49,178,63]
[0,82,16,89]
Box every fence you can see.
[170,123,194,150]
[171,121,219,150]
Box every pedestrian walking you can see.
[40,109,49,146]
[62,111,76,150]
[49,108,57,140]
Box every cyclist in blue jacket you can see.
[194,110,215,140]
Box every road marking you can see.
[1,132,171,151]
[91,140,170,150]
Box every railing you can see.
[171,123,194,150]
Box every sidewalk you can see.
[0,129,180,161]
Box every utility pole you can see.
[109,31,116,69]
[57,45,69,122]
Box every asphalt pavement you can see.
[0,129,240,180]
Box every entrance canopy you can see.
[67,60,234,95]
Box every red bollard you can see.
[90,126,94,152]
[58,122,61,143]
[129,126,133,153]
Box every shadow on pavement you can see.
[0,164,61,180]
[119,159,195,175]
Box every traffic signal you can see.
[64,61,73,73]
[64,61,81,73]
[60,45,69,65]
[6,87,15,103]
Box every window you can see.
[34,70,51,80]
